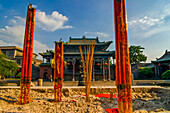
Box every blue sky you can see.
[0,0,169,62]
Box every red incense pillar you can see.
[26,7,36,103]
[20,4,36,104]
[54,42,63,102]
[114,0,132,113]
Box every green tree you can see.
[139,67,154,79]
[0,52,18,78]
[161,70,170,79]
[129,45,147,64]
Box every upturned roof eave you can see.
[151,59,170,63]
[103,41,113,50]
[64,51,115,55]
[64,41,113,45]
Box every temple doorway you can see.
[43,72,48,81]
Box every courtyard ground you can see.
[0,86,169,113]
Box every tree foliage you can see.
[16,72,21,78]
[139,67,154,78]
[161,70,170,79]
[129,45,147,64]
[0,53,18,77]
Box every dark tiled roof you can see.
[39,50,54,56]
[66,36,113,45]
[152,58,170,63]
[39,63,51,66]
[0,46,37,56]
[64,51,115,56]
[152,50,170,63]
[68,36,99,44]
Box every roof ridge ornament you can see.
[82,35,86,39]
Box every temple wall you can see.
[39,66,52,80]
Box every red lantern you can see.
[67,63,70,65]
[104,63,108,65]
[97,63,100,66]
[158,63,161,66]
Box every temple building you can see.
[39,36,115,81]
[152,50,170,78]
[0,46,43,79]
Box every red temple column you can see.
[114,0,133,112]
[108,58,111,81]
[102,58,105,81]
[93,60,95,81]
[72,58,75,81]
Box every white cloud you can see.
[0,9,71,58]
[32,5,37,8]
[0,25,25,44]
[84,32,109,38]
[0,15,52,58]
[4,16,7,18]
[144,49,166,63]
[36,10,73,31]
[128,2,170,39]
[0,40,12,46]
[143,16,148,19]
[128,16,163,30]
[95,32,109,37]
[163,3,170,16]
[0,40,22,48]
[9,16,25,25]
[136,25,170,38]
[34,40,52,54]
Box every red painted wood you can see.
[20,4,36,104]
[20,6,29,104]
[54,42,63,102]
[114,0,132,112]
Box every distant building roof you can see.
[39,63,51,66]
[0,46,23,51]
[0,46,38,56]
[131,63,153,68]
[64,51,115,56]
[64,36,113,51]
[152,50,170,63]
[39,50,54,57]
[66,36,112,44]
[39,36,115,58]
[68,36,100,44]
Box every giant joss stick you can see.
[54,42,63,102]
[20,4,36,104]
[79,44,95,102]
[114,0,133,113]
